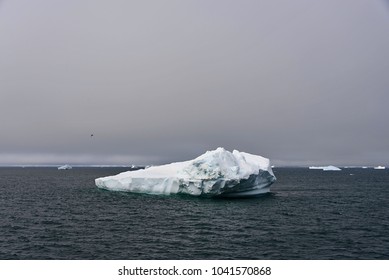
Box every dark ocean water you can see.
[0,167,388,260]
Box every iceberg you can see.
[309,165,341,171]
[58,164,72,170]
[322,165,341,171]
[95,147,276,197]
[374,166,386,170]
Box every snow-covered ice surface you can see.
[95,147,276,197]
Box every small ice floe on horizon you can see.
[309,165,341,171]
[95,147,276,198]
[322,165,342,171]
[308,166,323,170]
[128,164,146,171]
[373,166,386,170]
[58,164,72,170]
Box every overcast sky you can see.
[1,0,389,166]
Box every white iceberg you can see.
[374,166,386,170]
[308,166,324,170]
[58,164,72,170]
[322,165,341,171]
[95,147,276,197]
[309,165,341,171]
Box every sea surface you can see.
[0,167,388,259]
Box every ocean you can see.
[0,167,388,259]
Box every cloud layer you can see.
[1,0,389,166]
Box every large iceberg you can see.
[95,147,276,197]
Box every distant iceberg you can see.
[308,166,324,170]
[95,147,276,197]
[58,164,72,170]
[374,166,386,170]
[322,165,341,171]
[309,165,341,171]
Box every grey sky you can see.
[1,0,389,166]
